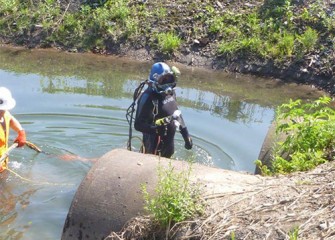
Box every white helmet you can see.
[0,87,16,110]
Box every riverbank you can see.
[104,160,335,240]
[0,0,334,94]
[61,148,335,240]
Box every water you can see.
[0,46,324,239]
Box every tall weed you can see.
[261,96,335,175]
[142,161,204,226]
[156,32,181,53]
[297,27,318,52]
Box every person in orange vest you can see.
[0,87,26,173]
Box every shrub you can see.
[297,27,318,52]
[275,31,295,57]
[142,161,204,227]
[256,96,335,175]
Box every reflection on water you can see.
[0,46,324,239]
[0,173,41,239]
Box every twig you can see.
[201,187,272,228]
[51,0,72,34]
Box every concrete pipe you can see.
[61,148,262,240]
[255,121,277,174]
[255,121,289,174]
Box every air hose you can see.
[126,81,147,151]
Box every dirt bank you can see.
[101,0,335,95]
[1,0,334,95]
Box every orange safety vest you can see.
[0,111,12,172]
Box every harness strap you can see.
[152,99,158,123]
[152,98,163,154]
[154,135,161,155]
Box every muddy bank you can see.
[1,0,334,95]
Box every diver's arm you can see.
[173,112,193,150]
[179,124,193,150]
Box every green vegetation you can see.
[230,231,236,240]
[156,32,182,54]
[0,0,333,62]
[215,0,333,61]
[256,96,335,175]
[141,161,204,227]
[289,226,299,240]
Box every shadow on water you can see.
[0,46,325,239]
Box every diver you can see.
[133,62,193,158]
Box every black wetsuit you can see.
[134,87,191,158]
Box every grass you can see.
[0,0,333,61]
[289,226,299,240]
[156,32,181,54]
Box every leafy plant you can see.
[52,10,86,47]
[106,0,130,21]
[297,27,318,52]
[289,226,299,240]
[208,15,225,34]
[240,36,263,54]
[218,40,241,55]
[0,0,18,14]
[156,32,181,54]
[261,96,335,175]
[155,7,168,18]
[141,161,204,227]
[230,231,236,240]
[277,31,295,57]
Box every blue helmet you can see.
[148,62,176,94]
[148,62,172,82]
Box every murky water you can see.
[0,46,324,239]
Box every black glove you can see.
[180,127,193,150]
[184,136,193,150]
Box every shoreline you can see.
[1,0,334,96]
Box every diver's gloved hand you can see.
[155,116,171,126]
[14,130,26,147]
[184,136,193,150]
[180,127,193,150]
